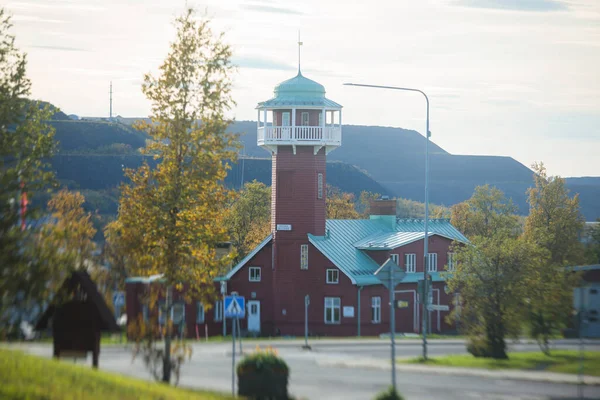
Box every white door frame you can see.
[247,300,261,333]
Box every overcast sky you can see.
[6,0,600,177]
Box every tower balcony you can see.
[257,125,341,147]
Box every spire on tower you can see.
[298,31,303,74]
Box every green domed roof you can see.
[258,71,342,109]
[274,72,325,98]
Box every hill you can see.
[47,114,600,220]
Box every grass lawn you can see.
[0,348,233,400]
[399,350,600,376]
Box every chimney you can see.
[369,198,396,230]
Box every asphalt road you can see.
[14,340,600,400]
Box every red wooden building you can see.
[126,68,468,338]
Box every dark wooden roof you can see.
[35,270,120,332]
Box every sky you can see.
[5,0,600,177]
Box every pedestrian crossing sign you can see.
[224,295,245,318]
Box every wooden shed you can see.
[35,270,120,368]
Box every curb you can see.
[316,358,600,386]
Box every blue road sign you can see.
[224,295,245,318]
[112,291,125,308]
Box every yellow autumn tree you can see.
[111,8,236,383]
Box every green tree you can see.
[113,8,235,383]
[0,9,56,331]
[523,163,584,353]
[224,180,270,261]
[447,186,532,359]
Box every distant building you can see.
[126,67,467,337]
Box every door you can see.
[247,300,261,333]
[281,112,291,140]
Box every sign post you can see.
[303,295,310,350]
[224,292,245,397]
[374,258,405,394]
[112,291,125,344]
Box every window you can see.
[324,297,341,324]
[319,111,323,126]
[326,269,339,284]
[447,252,456,271]
[301,112,309,126]
[390,254,399,265]
[371,297,381,323]
[404,253,416,273]
[196,302,204,323]
[300,244,308,270]
[427,253,438,272]
[282,112,290,126]
[317,173,323,199]
[249,267,261,282]
[171,302,185,325]
[214,300,223,322]
[142,304,149,322]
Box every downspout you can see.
[357,285,364,337]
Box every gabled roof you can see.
[309,218,468,286]
[35,271,119,332]
[220,234,273,281]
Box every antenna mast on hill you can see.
[109,81,113,121]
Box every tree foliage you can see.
[0,9,57,330]
[326,185,360,219]
[224,180,270,262]
[447,186,533,359]
[112,8,235,383]
[523,163,583,353]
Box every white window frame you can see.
[249,266,261,282]
[447,252,456,271]
[326,269,339,284]
[324,297,341,324]
[405,253,416,273]
[317,173,323,199]
[214,300,223,322]
[301,111,309,126]
[158,301,166,325]
[427,253,438,272]
[196,302,205,323]
[371,296,381,324]
[171,302,185,325]
[300,244,308,270]
[390,254,399,265]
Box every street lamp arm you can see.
[343,83,429,110]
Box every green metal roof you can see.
[257,71,342,109]
[308,218,468,286]
[354,231,433,250]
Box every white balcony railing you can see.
[257,126,341,146]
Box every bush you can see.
[373,386,404,400]
[237,346,289,399]
[466,336,492,358]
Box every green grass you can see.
[399,350,600,376]
[0,348,233,400]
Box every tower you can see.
[256,64,342,333]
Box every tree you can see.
[224,180,270,261]
[447,186,532,359]
[357,191,379,218]
[326,185,360,219]
[523,163,584,353]
[450,184,521,238]
[0,9,56,331]
[113,8,235,383]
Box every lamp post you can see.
[344,83,431,360]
